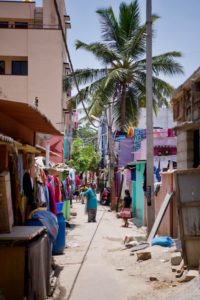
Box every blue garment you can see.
[82,188,97,209]
[133,128,142,152]
[31,210,58,242]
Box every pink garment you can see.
[47,182,57,215]
[153,129,168,138]
[168,128,176,137]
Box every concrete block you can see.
[180,270,200,282]
[171,252,182,266]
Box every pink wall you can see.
[49,135,64,164]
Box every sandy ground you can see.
[51,200,199,300]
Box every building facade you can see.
[171,67,200,169]
[0,0,70,131]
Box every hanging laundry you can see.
[168,128,176,137]
[37,183,47,206]
[47,182,57,215]
[133,128,142,152]
[155,160,161,182]
[53,175,62,202]
[153,129,168,138]
[23,171,34,208]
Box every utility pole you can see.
[146,0,155,234]
[108,104,116,210]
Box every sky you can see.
[37,0,200,89]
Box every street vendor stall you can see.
[0,99,62,299]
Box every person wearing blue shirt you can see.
[81,183,97,222]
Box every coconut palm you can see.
[65,0,183,131]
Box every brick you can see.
[137,251,151,261]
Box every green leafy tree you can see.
[65,0,183,130]
[68,138,100,174]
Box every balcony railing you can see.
[0,23,61,30]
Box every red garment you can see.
[75,175,81,186]
[47,182,57,215]
[54,175,62,202]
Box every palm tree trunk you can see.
[120,82,127,130]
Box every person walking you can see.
[120,189,132,227]
[81,183,97,222]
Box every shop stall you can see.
[0,99,61,299]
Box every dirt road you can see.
[52,201,198,300]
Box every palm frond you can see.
[64,68,108,90]
[124,24,146,60]
[152,51,184,76]
[66,1,183,130]
[87,79,115,117]
[75,40,121,64]
[96,7,120,49]
[119,1,140,40]
[104,68,132,87]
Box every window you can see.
[193,129,200,168]
[0,21,9,28]
[15,22,28,29]
[12,61,28,75]
[0,61,5,74]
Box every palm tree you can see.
[65,0,183,131]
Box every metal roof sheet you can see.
[0,99,62,136]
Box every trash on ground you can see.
[130,242,150,253]
[151,236,174,247]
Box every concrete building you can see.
[0,0,71,131]
[171,67,200,169]
[137,107,176,129]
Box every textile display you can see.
[31,210,58,242]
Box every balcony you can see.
[0,75,28,102]
[0,20,60,30]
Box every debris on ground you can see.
[149,276,159,281]
[130,242,150,254]
[137,251,152,261]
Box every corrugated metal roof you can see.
[0,99,62,136]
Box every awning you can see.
[36,144,61,157]
[18,144,41,154]
[0,133,22,148]
[0,99,62,136]
[0,134,41,154]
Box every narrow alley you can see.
[51,200,192,300]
